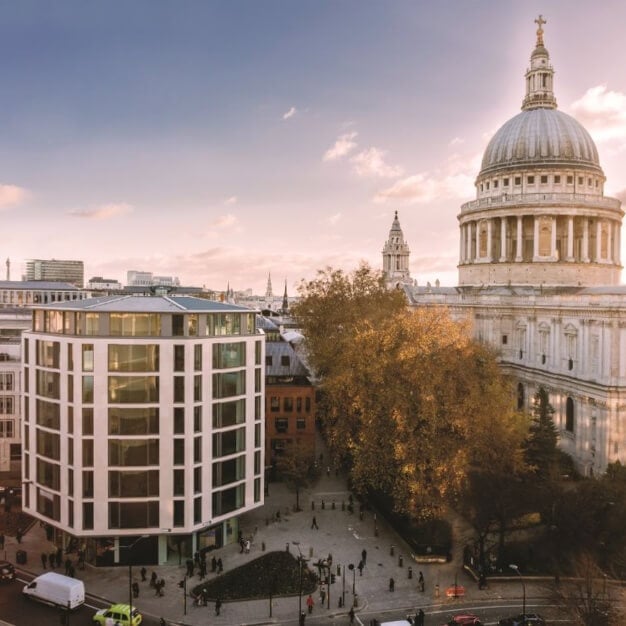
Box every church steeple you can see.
[522,15,557,111]
[265,273,273,298]
[382,210,411,286]
[282,279,289,312]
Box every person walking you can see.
[311,516,319,530]
[15,529,22,544]
[41,553,47,569]
[418,571,425,592]
[244,539,251,554]
[215,597,222,616]
[361,549,367,565]
[140,566,147,582]
[64,558,72,576]
[349,606,355,624]
[132,581,139,598]
[217,557,223,573]
[389,577,395,592]
[320,583,326,605]
[211,555,217,572]
[306,593,314,614]
[357,560,364,576]
[150,571,158,588]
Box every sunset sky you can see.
[2,1,626,293]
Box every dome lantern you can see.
[522,15,557,112]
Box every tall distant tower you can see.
[5,258,9,281]
[281,279,289,313]
[382,211,411,287]
[265,273,273,298]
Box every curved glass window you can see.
[108,376,159,403]
[108,345,159,372]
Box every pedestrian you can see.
[215,597,222,616]
[41,553,47,569]
[357,560,364,576]
[211,555,217,572]
[194,550,200,566]
[349,606,355,624]
[140,566,147,582]
[306,593,314,614]
[15,529,22,544]
[156,578,165,596]
[186,558,194,577]
[478,572,487,589]
[217,557,223,573]
[49,551,56,569]
[132,581,139,598]
[311,516,319,530]
[389,577,395,592]
[0,533,4,549]
[361,548,367,565]
[150,571,158,588]
[78,549,85,570]
[418,571,425,592]
[68,563,75,578]
[64,558,72,576]
[320,583,326,605]
[417,609,425,626]
[244,539,251,554]
[239,537,245,553]
[199,559,206,579]
[159,618,166,626]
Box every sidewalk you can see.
[1,464,541,626]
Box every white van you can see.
[23,572,85,609]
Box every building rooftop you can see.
[31,294,257,313]
[0,280,81,290]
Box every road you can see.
[0,574,166,626]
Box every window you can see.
[266,356,273,366]
[486,182,490,190]
[110,314,160,337]
[296,397,302,412]
[502,334,508,345]
[565,397,575,432]
[36,430,61,461]
[588,178,592,186]
[527,176,535,184]
[514,176,521,186]
[212,456,245,487]
[493,180,498,188]
[174,345,185,372]
[540,175,548,184]
[296,418,306,430]
[284,398,293,412]
[194,375,202,402]
[212,371,245,398]
[36,459,60,490]
[567,175,573,184]
[83,439,94,466]
[255,340,262,364]
[173,439,185,465]
[173,500,185,527]
[82,408,93,435]
[36,340,60,368]
[108,376,159,403]
[83,502,94,530]
[0,373,14,391]
[194,436,202,463]
[212,484,245,516]
[0,397,14,415]
[172,315,184,337]
[554,175,561,184]
[173,407,185,434]
[212,427,246,457]
[108,345,158,372]
[36,370,60,399]
[578,176,583,185]
[108,501,159,529]
[281,355,290,367]
[173,469,185,496]
[83,471,94,498]
[270,397,280,412]
[109,408,159,435]
[108,439,159,466]
[503,177,509,187]
[82,345,94,372]
[213,399,245,428]
[194,345,202,371]
[275,418,288,433]
[305,397,311,412]
[108,470,159,497]
[213,343,246,369]
[194,406,202,432]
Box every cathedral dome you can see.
[479,108,602,177]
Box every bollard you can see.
[262,541,266,552]
[322,500,325,510]
[312,501,315,510]
[390,545,395,556]
[408,566,413,579]
[286,543,290,552]
[399,555,403,567]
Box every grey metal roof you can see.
[256,316,280,332]
[480,108,602,176]
[266,341,309,377]
[31,295,257,313]
[0,281,80,290]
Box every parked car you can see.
[498,614,545,626]
[443,615,482,626]
[93,603,142,626]
[0,560,15,582]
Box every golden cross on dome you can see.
[535,14,546,46]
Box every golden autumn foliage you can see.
[292,265,528,519]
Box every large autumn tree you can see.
[292,264,526,518]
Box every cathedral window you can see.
[578,176,583,185]
[514,177,521,186]
[554,175,561,184]
[538,219,551,256]
[486,182,490,190]
[588,178,592,186]
[493,180,498,189]
[565,397,575,432]
[540,175,548,184]
[503,178,509,187]
[527,176,535,184]
[567,175,573,184]
[478,223,488,257]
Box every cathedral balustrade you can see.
[460,192,621,214]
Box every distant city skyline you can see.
[2,1,626,294]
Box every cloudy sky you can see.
[2,1,626,293]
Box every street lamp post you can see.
[509,564,526,620]
[348,563,355,601]
[342,563,346,608]
[292,541,307,621]
[123,535,149,618]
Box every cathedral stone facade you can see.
[383,18,626,476]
